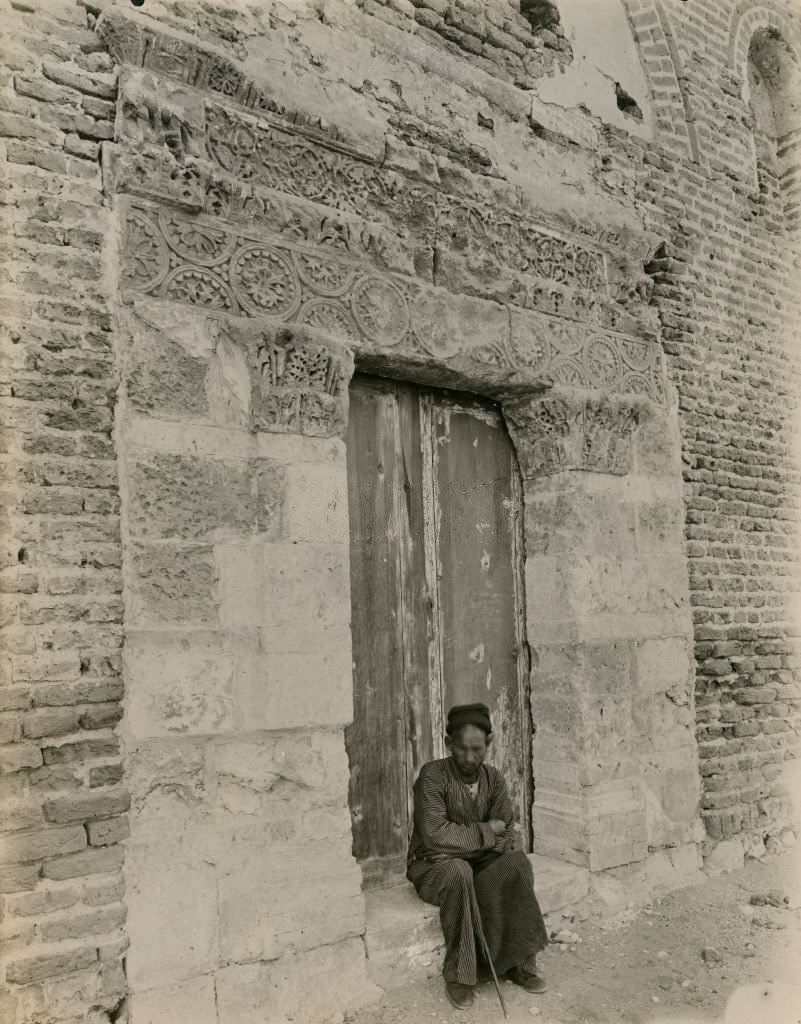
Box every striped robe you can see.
[407,757,548,986]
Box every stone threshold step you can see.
[364,854,589,989]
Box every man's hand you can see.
[488,819,507,837]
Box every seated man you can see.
[407,702,548,1011]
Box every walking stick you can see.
[476,923,509,1020]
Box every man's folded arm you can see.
[414,768,496,856]
[487,771,516,852]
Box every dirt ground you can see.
[345,849,801,1024]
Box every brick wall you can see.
[359,0,572,85]
[629,0,801,859]
[0,0,129,1020]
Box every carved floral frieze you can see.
[120,201,667,402]
[438,200,606,292]
[103,10,666,352]
[113,70,617,298]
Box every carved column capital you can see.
[503,387,651,479]
[250,325,354,438]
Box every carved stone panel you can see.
[504,389,649,478]
[118,70,205,164]
[251,328,350,438]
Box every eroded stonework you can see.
[252,330,349,437]
[505,389,648,478]
[120,199,667,402]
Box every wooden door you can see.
[345,375,530,889]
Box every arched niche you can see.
[745,26,801,229]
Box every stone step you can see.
[364,854,589,989]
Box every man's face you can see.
[448,724,489,781]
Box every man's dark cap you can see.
[446,702,492,736]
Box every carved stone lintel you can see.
[119,200,668,403]
[503,388,650,479]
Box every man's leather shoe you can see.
[445,981,475,1009]
[507,965,547,994]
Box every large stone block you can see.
[234,644,353,730]
[127,542,219,626]
[532,806,589,866]
[632,403,681,479]
[636,497,685,555]
[532,640,635,712]
[206,328,251,429]
[641,754,701,848]
[282,459,349,544]
[524,483,638,559]
[524,557,572,628]
[125,843,218,990]
[641,690,695,751]
[575,609,692,644]
[213,729,349,815]
[127,737,210,836]
[703,836,745,875]
[215,937,379,1024]
[127,414,345,465]
[125,631,234,739]
[130,975,218,1024]
[217,540,350,632]
[644,556,691,613]
[218,843,364,963]
[124,315,210,420]
[634,636,693,694]
[643,843,704,894]
[125,450,283,541]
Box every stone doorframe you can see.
[112,178,701,884]
[101,0,702,884]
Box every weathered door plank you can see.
[345,377,409,882]
[430,397,531,844]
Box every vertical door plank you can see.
[396,388,435,836]
[345,378,409,881]
[432,400,531,844]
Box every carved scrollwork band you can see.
[121,201,668,402]
[504,391,648,479]
[112,67,616,300]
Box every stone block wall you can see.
[114,302,377,1021]
[507,391,701,872]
